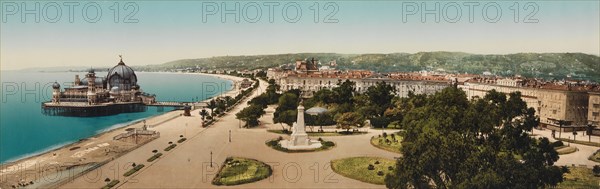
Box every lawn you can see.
[212,157,272,186]
[370,133,402,153]
[556,166,600,188]
[556,146,578,155]
[265,137,335,153]
[555,137,600,147]
[589,149,600,163]
[267,129,367,136]
[331,157,396,185]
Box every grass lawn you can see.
[212,157,272,186]
[556,166,600,188]
[331,157,396,185]
[589,150,600,163]
[267,129,367,136]
[370,133,402,153]
[556,146,578,155]
[265,137,335,153]
[556,138,600,147]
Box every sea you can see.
[0,71,232,163]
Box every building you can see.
[589,92,600,126]
[459,76,595,130]
[270,58,451,98]
[44,56,157,116]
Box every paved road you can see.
[532,129,600,167]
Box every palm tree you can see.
[200,109,208,121]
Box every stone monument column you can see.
[290,104,309,146]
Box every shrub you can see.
[165,144,177,151]
[388,166,394,171]
[322,141,335,147]
[177,138,187,143]
[593,165,600,176]
[377,171,384,176]
[552,141,564,147]
[123,164,145,177]
[382,132,387,138]
[152,149,158,153]
[147,153,163,162]
[374,161,380,164]
[367,164,375,170]
[102,180,120,189]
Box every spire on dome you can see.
[118,55,125,65]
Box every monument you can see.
[290,104,309,146]
[280,102,322,150]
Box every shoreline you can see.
[0,72,239,165]
[0,72,245,188]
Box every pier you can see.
[41,101,209,117]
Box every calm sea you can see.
[0,71,232,163]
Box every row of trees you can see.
[234,79,277,127]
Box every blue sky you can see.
[1,1,599,70]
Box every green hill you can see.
[134,52,600,81]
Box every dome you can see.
[107,58,137,90]
[306,107,328,115]
[52,82,60,89]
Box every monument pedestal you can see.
[279,104,322,150]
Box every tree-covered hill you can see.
[133,52,599,81]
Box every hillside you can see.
[133,52,600,81]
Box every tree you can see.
[266,79,280,104]
[248,94,269,108]
[332,79,355,104]
[274,110,297,131]
[207,99,217,115]
[275,93,299,112]
[235,104,265,127]
[593,165,600,176]
[334,112,365,132]
[365,81,396,116]
[273,92,299,130]
[385,87,565,189]
[199,109,208,121]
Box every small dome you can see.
[88,68,95,74]
[306,106,328,115]
[52,82,60,89]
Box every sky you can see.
[1,0,599,70]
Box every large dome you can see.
[107,59,137,90]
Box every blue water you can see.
[0,71,232,163]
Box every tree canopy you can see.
[385,88,565,189]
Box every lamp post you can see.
[210,151,213,167]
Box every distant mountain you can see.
[16,66,112,73]
[134,52,600,81]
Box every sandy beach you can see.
[0,73,248,189]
